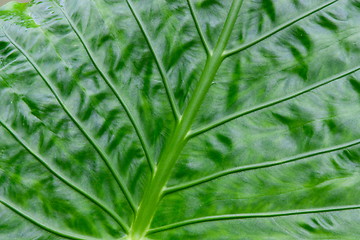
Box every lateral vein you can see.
[5,10,139,212]
[186,0,211,55]
[2,29,137,215]
[0,120,129,233]
[147,204,360,234]
[54,2,155,175]
[0,199,98,240]
[164,138,360,194]
[189,65,360,138]
[125,0,181,121]
[223,0,339,58]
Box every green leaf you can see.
[1,0,360,239]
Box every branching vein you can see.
[186,0,211,55]
[125,0,181,121]
[54,2,155,174]
[189,65,360,138]
[0,199,98,240]
[129,1,244,238]
[148,204,360,234]
[0,120,129,233]
[164,138,360,194]
[1,0,355,238]
[3,29,136,214]
[223,0,339,58]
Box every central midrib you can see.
[128,0,244,239]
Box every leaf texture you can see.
[1,0,360,239]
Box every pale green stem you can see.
[128,0,243,239]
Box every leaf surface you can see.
[1,0,360,239]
